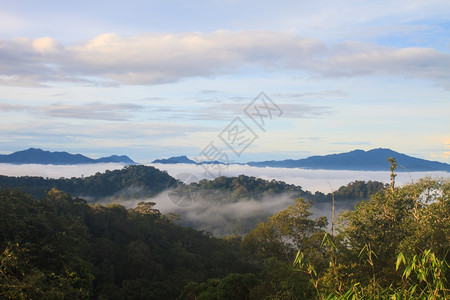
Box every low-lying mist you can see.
[102,190,299,236]
[0,163,125,178]
[94,187,355,236]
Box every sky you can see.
[1,0,449,164]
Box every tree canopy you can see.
[1,162,447,299]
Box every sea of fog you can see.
[0,162,448,194]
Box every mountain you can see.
[247,148,450,172]
[152,155,239,165]
[94,154,135,164]
[0,148,136,165]
[150,148,450,172]
[152,155,197,164]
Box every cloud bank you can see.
[1,31,449,88]
[0,102,143,121]
[0,163,125,179]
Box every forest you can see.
[0,165,385,236]
[0,165,177,200]
[0,161,448,299]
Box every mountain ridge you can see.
[2,148,449,171]
[153,148,450,172]
[0,148,136,165]
[247,148,449,171]
[152,155,197,164]
[152,155,230,165]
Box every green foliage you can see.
[236,198,326,299]
[313,180,386,203]
[192,175,309,200]
[168,176,384,237]
[394,249,448,299]
[337,176,449,288]
[0,189,94,299]
[321,250,449,299]
[0,170,386,237]
[290,172,449,299]
[388,157,398,191]
[180,273,261,300]
[0,165,176,200]
[0,188,252,299]
[252,257,314,299]
[1,161,447,299]
[241,198,327,263]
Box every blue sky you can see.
[0,0,449,163]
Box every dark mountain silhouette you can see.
[151,148,449,172]
[247,148,450,172]
[152,155,231,165]
[152,155,197,164]
[0,148,135,165]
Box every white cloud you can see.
[31,37,61,54]
[1,31,449,87]
[43,102,143,120]
[320,44,450,84]
[0,163,125,178]
[0,101,143,121]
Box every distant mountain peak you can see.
[0,148,136,165]
[150,148,449,172]
[151,155,235,165]
[152,156,197,164]
[247,148,450,172]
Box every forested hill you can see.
[0,188,251,299]
[170,176,386,236]
[0,165,385,204]
[190,175,309,202]
[0,166,386,236]
[1,177,447,299]
[0,165,176,199]
[185,175,385,203]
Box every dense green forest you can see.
[0,188,252,299]
[181,173,449,299]
[167,175,385,236]
[0,165,385,204]
[0,162,448,299]
[184,175,385,203]
[0,165,176,200]
[0,166,385,236]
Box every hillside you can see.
[1,176,447,299]
[152,155,197,164]
[0,188,251,299]
[168,175,385,236]
[0,165,175,199]
[0,166,386,236]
